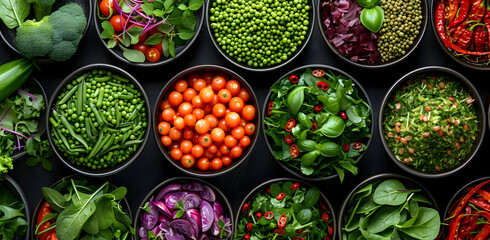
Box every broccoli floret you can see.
[28,0,56,21]
[0,155,13,174]
[15,16,54,59]
[47,3,87,61]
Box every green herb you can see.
[383,74,479,173]
[0,0,30,29]
[264,68,371,181]
[0,179,28,240]
[342,179,440,240]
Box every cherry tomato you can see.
[181,154,195,168]
[211,128,225,142]
[328,226,333,235]
[224,135,238,148]
[264,211,274,219]
[292,182,300,190]
[193,79,207,91]
[340,111,347,120]
[285,135,293,144]
[231,127,245,139]
[218,119,230,132]
[218,89,232,103]
[343,143,350,151]
[197,158,210,171]
[204,115,218,128]
[200,87,215,104]
[198,134,212,147]
[322,212,330,222]
[202,104,213,114]
[267,102,273,115]
[168,91,183,106]
[192,95,204,108]
[160,100,171,111]
[255,211,262,219]
[276,192,285,200]
[174,117,185,130]
[195,119,210,134]
[153,42,163,55]
[237,88,250,102]
[162,108,176,122]
[246,223,253,231]
[222,155,232,166]
[146,48,161,62]
[184,114,196,127]
[239,136,251,147]
[158,122,171,135]
[244,234,250,240]
[178,102,193,116]
[312,69,325,77]
[211,158,223,170]
[240,118,247,128]
[241,105,256,121]
[180,140,193,154]
[220,145,231,155]
[229,97,244,112]
[317,81,329,91]
[311,122,318,131]
[171,148,183,160]
[230,146,243,158]
[168,127,182,141]
[226,80,241,96]
[192,108,205,120]
[207,144,218,154]
[278,214,287,229]
[183,128,194,140]
[183,88,198,103]
[99,0,115,16]
[212,76,226,91]
[289,74,299,84]
[161,136,172,146]
[244,123,255,135]
[225,112,241,128]
[188,73,200,86]
[275,229,286,236]
[212,103,227,118]
[110,15,127,32]
[290,144,299,158]
[173,80,188,93]
[191,144,204,158]
[353,142,362,150]
[285,118,296,132]
[202,72,214,84]
[314,104,323,112]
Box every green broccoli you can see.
[0,155,13,174]
[28,0,56,21]
[14,16,54,59]
[47,3,87,61]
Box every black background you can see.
[1,3,490,235]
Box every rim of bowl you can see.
[205,0,316,72]
[30,174,132,240]
[430,0,490,70]
[261,64,375,181]
[1,175,30,240]
[133,176,234,240]
[378,66,487,178]
[0,0,93,63]
[234,178,337,240]
[337,173,439,239]
[92,0,205,68]
[46,63,151,177]
[317,0,428,69]
[153,65,260,177]
[11,78,49,161]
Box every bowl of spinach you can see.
[339,173,441,240]
[0,175,29,240]
[235,178,336,240]
[262,64,373,182]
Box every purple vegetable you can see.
[159,214,171,224]
[165,192,188,210]
[200,185,216,203]
[186,209,202,235]
[151,200,172,218]
[172,210,180,219]
[165,228,186,240]
[182,193,201,210]
[152,225,161,236]
[139,227,148,238]
[213,201,224,218]
[182,181,204,192]
[201,200,214,232]
[156,184,182,201]
[169,219,196,239]
[141,202,159,230]
[199,233,210,240]
[158,222,170,234]
[212,216,231,238]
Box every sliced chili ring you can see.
[340,111,347,120]
[319,201,328,211]
[285,118,296,132]
[343,143,350,151]
[314,104,323,112]
[290,144,299,158]
[246,223,253,231]
[328,226,333,235]
[296,228,305,233]
[312,69,325,77]
[268,102,273,115]
[278,214,287,229]
[274,229,286,236]
[242,203,250,213]
[276,192,285,200]
[266,188,271,194]
[291,182,300,190]
[322,212,330,222]
[311,122,318,131]
[255,211,262,219]
[285,135,293,144]
[289,75,299,84]
[244,234,250,240]
[317,81,329,91]
[264,211,274,220]
[353,142,362,150]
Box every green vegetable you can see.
[357,0,382,8]
[0,58,34,102]
[28,0,55,21]
[15,16,54,58]
[0,178,28,240]
[0,0,30,29]
[342,179,440,240]
[360,6,384,33]
[287,86,308,116]
[0,156,13,174]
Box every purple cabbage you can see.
[201,200,214,232]
[165,192,188,210]
[156,184,182,201]
[182,181,204,191]
[165,228,186,240]
[186,209,202,235]
[200,185,216,203]
[141,202,159,230]
[151,225,161,236]
[213,201,224,219]
[199,233,210,240]
[151,200,172,218]
[158,222,170,234]
[139,227,148,238]
[212,216,231,238]
[159,214,171,224]
[182,193,201,210]
[169,219,196,239]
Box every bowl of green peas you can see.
[206,0,315,71]
[46,63,151,176]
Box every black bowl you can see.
[338,173,439,239]
[30,175,132,240]
[0,175,30,240]
[234,178,337,240]
[133,177,234,239]
[93,0,204,67]
[206,0,315,72]
[46,63,151,177]
[262,64,374,181]
[317,0,428,69]
[0,0,93,63]
[379,66,486,178]
[153,65,260,177]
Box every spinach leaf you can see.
[57,202,97,240]
[346,106,363,124]
[41,187,70,212]
[373,179,419,206]
[366,206,401,233]
[0,0,30,29]
[319,116,346,138]
[286,86,308,115]
[296,209,312,224]
[110,187,127,201]
[303,187,320,208]
[398,207,440,240]
[269,183,282,197]
[93,196,115,230]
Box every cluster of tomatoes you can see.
[157,71,257,171]
[99,0,162,62]
[36,202,57,240]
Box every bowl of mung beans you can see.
[318,0,428,68]
[206,0,315,71]
[46,63,151,176]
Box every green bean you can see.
[59,113,89,150]
[125,86,138,94]
[112,74,129,83]
[95,76,111,82]
[76,79,85,115]
[120,132,129,145]
[104,127,120,134]
[129,125,142,136]
[102,144,120,155]
[101,134,115,152]
[58,85,78,105]
[117,93,133,100]
[88,132,107,159]
[85,117,93,140]
[60,145,79,156]
[88,101,104,126]
[115,100,120,127]
[54,127,71,151]
[88,117,97,135]
[106,152,114,162]
[94,88,99,98]
[119,122,132,128]
[99,111,108,124]
[129,103,144,121]
[120,126,132,133]
[49,117,58,128]
[107,82,123,88]
[122,140,143,147]
[97,88,104,108]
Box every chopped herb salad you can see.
[383,74,479,173]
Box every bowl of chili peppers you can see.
[432,0,490,69]
[443,177,490,239]
[46,63,151,177]
[262,64,373,182]
[234,178,336,240]
[379,66,486,178]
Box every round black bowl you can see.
[235,178,337,240]
[338,173,439,239]
[262,64,374,181]
[46,63,151,177]
[318,0,428,69]
[153,65,260,177]
[134,177,234,239]
[206,0,316,72]
[30,175,132,240]
[93,0,204,67]
[0,175,30,240]
[0,0,93,63]
[379,66,486,178]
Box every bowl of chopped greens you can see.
[46,63,151,177]
[31,175,133,240]
[0,0,92,62]
[263,65,373,182]
[379,66,486,178]
[235,178,336,240]
[93,0,204,67]
[339,173,440,240]
[0,175,30,240]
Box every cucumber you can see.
[0,58,34,102]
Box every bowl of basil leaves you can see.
[0,175,29,240]
[339,173,441,240]
[262,64,373,182]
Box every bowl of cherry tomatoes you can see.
[154,65,260,177]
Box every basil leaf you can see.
[188,0,204,10]
[177,27,195,40]
[297,139,317,152]
[301,165,314,175]
[300,150,320,166]
[121,47,146,63]
[181,10,197,29]
[169,38,175,58]
[296,209,312,225]
[319,141,340,157]
[303,187,320,208]
[319,116,345,138]
[286,86,308,116]
[297,112,312,130]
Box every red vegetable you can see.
[314,104,323,112]
[311,122,318,131]
[448,0,470,28]
[290,144,299,158]
[289,75,299,84]
[242,203,250,213]
[278,214,287,229]
[264,211,274,220]
[255,211,262,219]
[285,135,293,144]
[276,192,285,200]
[246,223,252,231]
[343,143,350,151]
[312,69,325,77]
[292,182,300,190]
[274,229,285,236]
[340,112,347,120]
[285,119,296,132]
[317,81,329,90]
[353,142,362,150]
[244,234,250,240]
[268,102,273,115]
[319,201,328,211]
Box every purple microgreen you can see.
[17,90,36,101]
[0,126,29,139]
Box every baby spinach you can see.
[0,179,28,240]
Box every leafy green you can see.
[0,179,28,240]
[0,0,30,29]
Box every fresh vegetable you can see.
[97,0,204,63]
[0,0,30,29]
[15,16,54,59]
[235,181,333,239]
[35,177,133,240]
[264,68,371,181]
[0,58,34,102]
[383,74,478,173]
[29,0,55,21]
[0,177,28,240]
[342,178,440,240]
[209,0,312,68]
[49,69,147,170]
[138,180,232,239]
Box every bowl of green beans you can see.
[46,63,151,176]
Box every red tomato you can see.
[110,15,127,32]
[241,105,256,121]
[99,0,115,17]
[222,155,232,166]
[197,158,210,171]
[181,154,195,168]
[146,48,161,62]
[132,43,149,54]
[211,158,223,170]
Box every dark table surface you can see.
[1,3,490,234]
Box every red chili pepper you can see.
[242,203,250,213]
[289,75,299,84]
[328,226,333,235]
[475,223,490,240]
[311,122,318,131]
[322,212,330,222]
[446,0,459,22]
[459,214,478,239]
[291,144,299,158]
[343,143,350,151]
[45,232,58,240]
[457,24,484,49]
[264,211,274,220]
[291,182,300,190]
[246,222,252,231]
[340,112,347,120]
[319,201,328,211]
[323,237,331,240]
[276,192,285,200]
[278,214,287,229]
[317,81,329,90]
[267,188,271,194]
[468,197,490,211]
[274,229,285,236]
[285,135,293,144]
[314,104,323,112]
[244,233,250,240]
[268,102,273,115]
[451,179,490,218]
[285,118,296,132]
[353,142,362,150]
[474,25,488,52]
[312,69,325,77]
[296,228,305,233]
[255,211,262,219]
[448,214,464,240]
[485,0,490,51]
[449,0,471,28]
